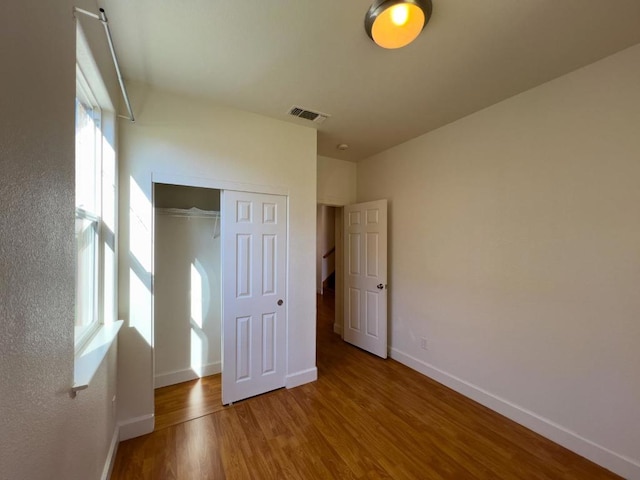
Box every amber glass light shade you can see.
[365,0,432,49]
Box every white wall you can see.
[317,155,357,206]
[117,83,317,438]
[357,44,640,479]
[154,208,222,387]
[0,1,120,479]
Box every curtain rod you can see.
[73,7,135,123]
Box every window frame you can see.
[74,66,104,354]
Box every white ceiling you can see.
[101,0,640,161]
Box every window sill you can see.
[72,320,123,396]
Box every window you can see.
[72,24,120,391]
[74,70,103,351]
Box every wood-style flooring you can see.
[111,290,620,479]
[154,375,223,431]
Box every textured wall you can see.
[357,44,640,479]
[0,1,120,479]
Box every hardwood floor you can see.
[154,375,224,431]
[111,291,619,479]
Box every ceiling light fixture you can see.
[364,0,432,49]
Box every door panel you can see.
[236,316,251,381]
[343,200,388,358]
[348,287,360,330]
[366,232,379,276]
[262,313,276,374]
[222,191,287,404]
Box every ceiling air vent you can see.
[287,106,330,124]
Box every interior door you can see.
[222,190,287,404]
[343,199,388,358]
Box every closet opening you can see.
[153,183,223,429]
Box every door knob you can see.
[377,284,384,290]
[277,299,283,306]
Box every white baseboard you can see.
[389,347,640,480]
[118,414,154,441]
[333,323,343,336]
[285,367,318,389]
[154,362,222,389]
[101,424,120,480]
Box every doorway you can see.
[316,204,344,337]
[317,200,389,358]
[153,183,223,429]
[153,184,222,389]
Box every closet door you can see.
[221,190,287,404]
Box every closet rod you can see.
[73,7,135,123]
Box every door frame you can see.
[149,172,290,403]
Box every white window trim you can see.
[74,66,104,355]
[74,208,101,353]
[72,320,123,395]
[72,22,120,394]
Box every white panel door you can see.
[343,199,388,358]
[222,190,287,404]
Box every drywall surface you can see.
[317,155,357,206]
[357,44,640,478]
[0,1,120,479]
[154,208,222,387]
[117,84,317,436]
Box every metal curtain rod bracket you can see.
[73,6,135,123]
